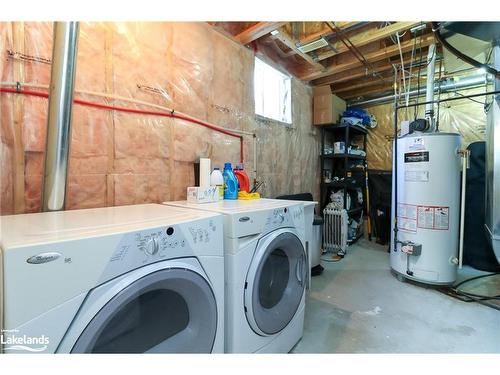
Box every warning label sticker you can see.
[397,203,417,233]
[434,207,450,230]
[416,205,450,230]
[398,203,417,220]
[398,217,417,233]
[417,206,434,229]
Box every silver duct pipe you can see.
[42,22,79,212]
[425,44,437,128]
[350,73,489,108]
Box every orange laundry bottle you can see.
[234,164,250,193]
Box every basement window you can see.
[254,57,292,124]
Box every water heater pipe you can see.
[350,73,489,107]
[425,44,437,128]
[458,149,470,269]
[42,22,79,212]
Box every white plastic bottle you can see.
[210,168,224,199]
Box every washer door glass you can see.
[247,231,306,335]
[72,268,217,353]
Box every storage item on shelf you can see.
[333,141,345,154]
[223,163,238,200]
[210,168,224,199]
[313,85,346,125]
[330,189,351,210]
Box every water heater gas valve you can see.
[398,241,422,256]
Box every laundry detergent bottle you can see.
[210,167,224,199]
[234,163,250,193]
[223,163,238,200]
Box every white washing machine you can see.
[0,204,224,353]
[164,199,306,353]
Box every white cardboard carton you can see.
[187,186,220,203]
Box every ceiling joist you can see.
[301,33,435,81]
[316,21,423,61]
[235,22,287,45]
[271,27,326,71]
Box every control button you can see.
[166,227,174,236]
[278,213,285,223]
[145,237,159,255]
[181,240,186,247]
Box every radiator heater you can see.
[322,207,348,255]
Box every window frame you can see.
[253,56,292,125]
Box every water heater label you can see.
[404,151,429,163]
[417,205,449,230]
[404,170,429,182]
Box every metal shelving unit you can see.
[319,123,368,244]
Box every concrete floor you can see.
[292,239,500,353]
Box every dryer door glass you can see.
[71,268,217,353]
[248,232,306,335]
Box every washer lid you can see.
[165,198,302,215]
[244,229,306,336]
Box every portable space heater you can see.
[322,207,348,255]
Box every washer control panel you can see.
[264,205,304,232]
[100,218,220,283]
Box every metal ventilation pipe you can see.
[425,43,437,129]
[350,74,490,107]
[42,22,79,212]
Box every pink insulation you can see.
[0,22,319,215]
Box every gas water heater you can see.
[390,133,464,285]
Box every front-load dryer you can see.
[0,204,224,353]
[164,199,306,353]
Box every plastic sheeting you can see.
[0,22,319,215]
[365,87,488,170]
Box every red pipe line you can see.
[0,87,244,163]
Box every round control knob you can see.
[145,237,159,255]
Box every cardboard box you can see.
[313,85,346,125]
[187,186,220,203]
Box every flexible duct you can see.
[350,73,490,107]
[42,22,79,212]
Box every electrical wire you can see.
[0,87,245,163]
[451,273,500,302]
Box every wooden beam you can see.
[299,21,362,45]
[333,75,427,94]
[316,21,423,61]
[12,22,26,214]
[341,84,394,100]
[235,22,287,45]
[271,27,325,71]
[301,33,435,81]
[313,49,429,86]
